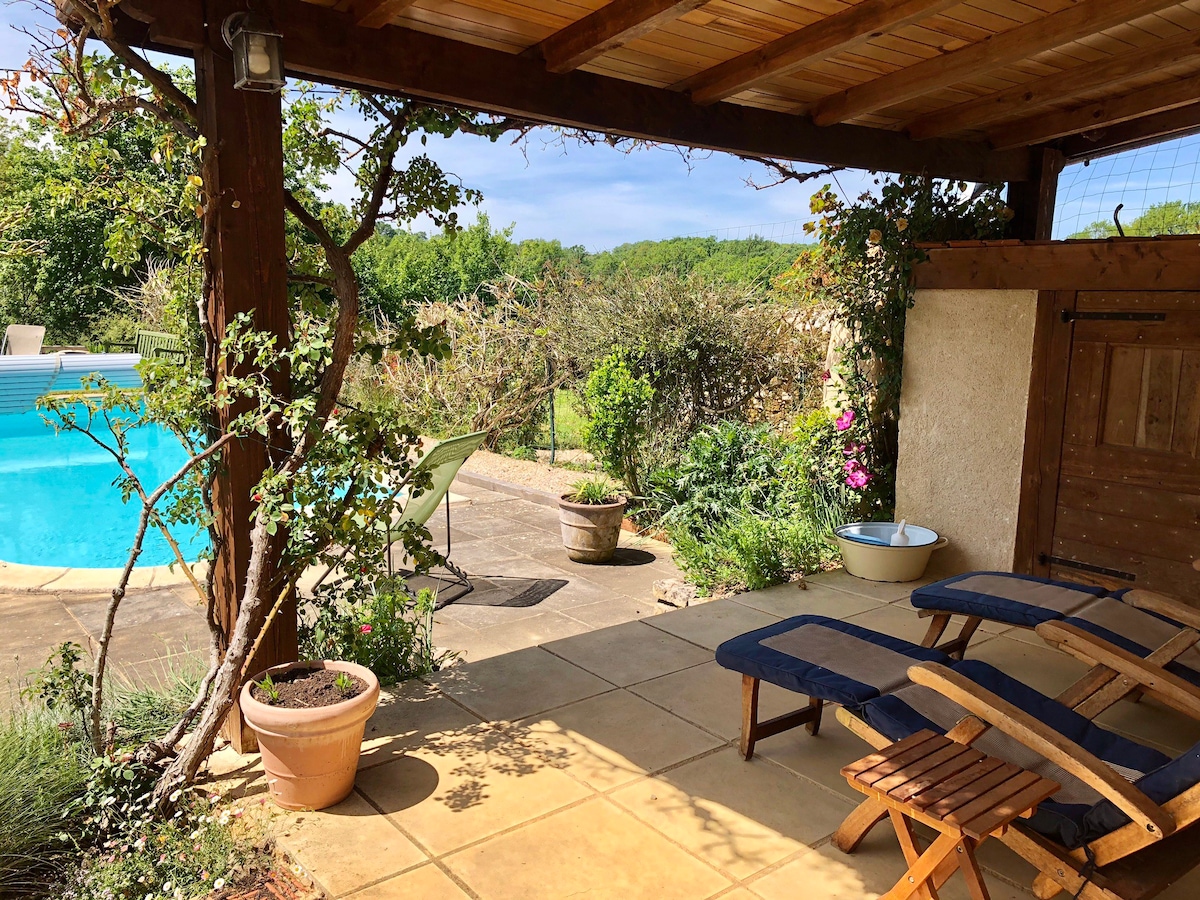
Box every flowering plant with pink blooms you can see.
[299,579,442,684]
[803,175,1010,516]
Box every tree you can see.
[1068,199,1200,239]
[6,0,531,811]
[0,120,146,343]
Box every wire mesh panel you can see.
[1054,134,1200,240]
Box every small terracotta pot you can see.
[240,660,380,811]
[558,494,627,563]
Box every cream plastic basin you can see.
[834,522,948,583]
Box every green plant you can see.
[255,673,282,705]
[581,351,654,495]
[299,583,438,685]
[59,756,266,900]
[804,176,1010,516]
[334,671,356,694]
[22,642,93,736]
[0,708,89,892]
[653,420,849,596]
[109,665,205,750]
[565,477,621,505]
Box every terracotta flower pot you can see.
[558,494,627,563]
[240,660,380,811]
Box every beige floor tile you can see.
[967,635,1091,698]
[359,680,483,771]
[544,619,712,686]
[474,610,594,650]
[444,797,733,900]
[807,570,928,604]
[730,582,883,621]
[756,712,881,803]
[842,601,995,648]
[609,747,853,879]
[630,661,804,741]
[562,595,661,629]
[425,645,613,722]
[1159,861,1200,898]
[344,864,470,900]
[1095,693,1200,757]
[277,792,427,897]
[515,688,723,790]
[644,599,781,651]
[748,829,1033,900]
[354,723,592,855]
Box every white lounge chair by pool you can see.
[1,325,45,356]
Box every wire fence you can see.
[1053,133,1200,239]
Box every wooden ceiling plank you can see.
[116,0,1031,183]
[907,30,1200,139]
[347,0,420,28]
[533,0,712,74]
[677,0,962,104]
[989,69,1200,147]
[811,0,1186,126]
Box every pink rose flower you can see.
[359,624,373,634]
[835,409,856,432]
[844,459,860,474]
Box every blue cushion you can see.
[910,572,1106,629]
[714,615,949,708]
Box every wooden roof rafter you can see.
[810,0,1188,127]
[114,0,1033,183]
[118,0,1200,179]
[530,0,712,75]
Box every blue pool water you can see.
[0,405,209,567]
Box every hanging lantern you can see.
[222,13,284,92]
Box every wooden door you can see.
[1047,291,1200,603]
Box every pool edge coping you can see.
[0,559,207,593]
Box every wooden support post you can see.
[1006,148,1065,242]
[195,22,296,753]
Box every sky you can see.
[3,0,1200,249]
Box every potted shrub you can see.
[558,477,627,563]
[240,660,380,811]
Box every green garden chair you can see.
[105,329,186,361]
[385,430,488,606]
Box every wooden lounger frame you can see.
[738,660,1200,900]
[918,588,1200,723]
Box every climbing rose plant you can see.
[802,175,1012,517]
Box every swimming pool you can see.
[0,403,209,568]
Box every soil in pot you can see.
[251,668,368,708]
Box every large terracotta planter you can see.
[558,494,627,563]
[240,660,380,811]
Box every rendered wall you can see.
[895,289,1039,577]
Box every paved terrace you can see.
[5,481,1200,898]
[214,571,1200,900]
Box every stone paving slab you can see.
[269,569,1200,900]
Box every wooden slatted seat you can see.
[844,730,1060,900]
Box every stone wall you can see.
[894,289,1039,577]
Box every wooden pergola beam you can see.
[677,0,960,106]
[990,71,1200,150]
[906,32,1200,141]
[811,0,1183,127]
[533,0,710,75]
[117,0,1031,183]
[343,0,420,29]
[1060,102,1200,160]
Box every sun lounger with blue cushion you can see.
[908,572,1200,719]
[716,614,1200,898]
